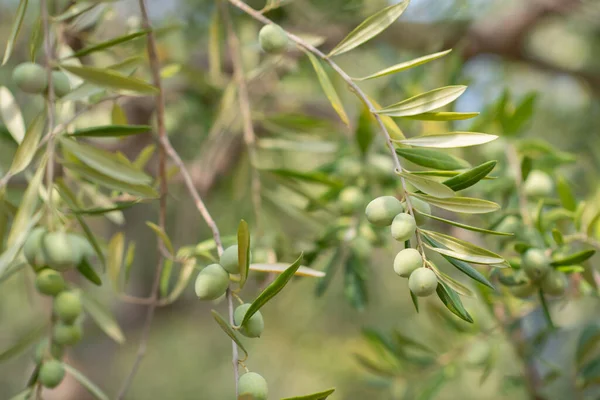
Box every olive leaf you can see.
[354,50,451,81]
[0,87,26,143]
[107,232,124,290]
[7,388,33,400]
[395,148,470,170]
[442,161,497,191]
[263,169,343,188]
[54,2,98,22]
[146,221,174,255]
[240,253,303,326]
[577,357,600,389]
[2,0,28,65]
[67,125,151,138]
[164,258,196,304]
[305,51,349,126]
[551,250,595,267]
[68,30,150,59]
[250,263,325,278]
[59,64,157,94]
[328,0,409,56]
[211,310,248,360]
[9,112,46,175]
[377,86,467,117]
[410,193,500,214]
[238,219,251,289]
[436,281,473,323]
[421,230,506,266]
[556,174,577,212]
[77,257,102,286]
[281,388,336,400]
[417,211,512,237]
[396,171,455,198]
[62,363,110,400]
[0,324,46,362]
[576,323,600,365]
[397,132,498,148]
[406,111,480,121]
[81,293,125,344]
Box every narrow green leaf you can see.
[556,175,577,212]
[578,357,600,389]
[305,51,349,125]
[421,229,506,265]
[397,171,455,198]
[436,281,473,323]
[419,211,512,236]
[67,125,151,138]
[422,236,494,289]
[2,0,29,65]
[63,363,110,400]
[133,144,156,169]
[505,93,537,135]
[0,324,45,362]
[315,248,340,296]
[237,219,251,289]
[123,242,136,286]
[146,221,174,255]
[9,112,46,174]
[208,7,222,82]
[240,253,303,326]
[410,193,500,214]
[395,148,470,170]
[111,103,127,125]
[72,201,139,215]
[417,370,447,400]
[328,0,410,56]
[397,132,498,148]
[281,388,336,400]
[521,156,532,181]
[577,323,600,365]
[159,259,173,297]
[354,50,451,80]
[107,232,124,290]
[60,64,157,94]
[356,106,374,156]
[377,86,467,117]
[0,87,25,143]
[165,258,196,304]
[29,17,43,61]
[263,169,343,188]
[425,243,503,265]
[0,214,40,276]
[551,229,564,246]
[76,257,102,286]
[81,293,125,344]
[551,250,595,267]
[61,138,151,185]
[250,263,325,278]
[7,388,33,400]
[406,111,479,121]
[410,290,419,312]
[367,95,406,140]
[68,30,149,59]
[53,2,98,22]
[442,161,496,191]
[0,261,26,285]
[211,310,248,360]
[354,354,397,377]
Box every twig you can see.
[116,0,168,397]
[226,0,425,252]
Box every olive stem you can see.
[538,288,555,330]
[226,0,426,254]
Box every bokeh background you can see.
[1,0,600,399]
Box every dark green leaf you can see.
[72,201,140,215]
[68,30,149,59]
[281,388,336,400]
[81,293,125,344]
[505,93,536,135]
[211,310,248,360]
[63,363,110,400]
[551,250,595,267]
[436,281,473,323]
[305,51,349,125]
[356,106,374,156]
[2,0,28,65]
[443,161,496,191]
[395,148,470,171]
[67,125,151,138]
[240,253,303,326]
[77,258,102,286]
[410,290,419,312]
[237,219,251,289]
[521,156,532,181]
[60,64,157,94]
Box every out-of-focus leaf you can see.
[2,0,28,65]
[281,388,336,400]
[436,281,473,323]
[397,171,455,198]
[410,193,500,214]
[146,221,174,255]
[250,263,325,277]
[7,388,33,400]
[556,175,576,212]
[54,2,98,22]
[578,357,600,389]
[68,30,149,59]
[356,106,374,156]
[315,248,340,296]
[211,310,248,360]
[29,17,42,61]
[60,64,157,94]
[521,156,532,181]
[355,50,451,80]
[551,250,595,267]
[328,0,409,56]
[395,148,470,170]
[397,132,498,148]
[417,370,447,400]
[377,86,466,117]
[410,290,419,312]
[263,169,342,187]
[133,144,156,170]
[81,293,125,344]
[305,51,349,125]
[111,103,127,125]
[63,363,109,400]
[165,258,196,304]
[237,219,251,289]
[407,111,479,121]
[443,161,496,191]
[107,232,124,290]
[77,258,102,286]
[504,93,536,135]
[159,259,173,298]
[0,87,25,143]
[0,324,45,362]
[240,253,303,326]
[67,125,150,138]
[208,7,222,82]
[72,202,139,215]
[9,112,45,174]
[354,354,397,377]
[577,323,600,365]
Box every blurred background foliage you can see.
[1,0,600,399]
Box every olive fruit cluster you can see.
[25,228,94,273]
[365,196,438,297]
[12,63,70,96]
[238,371,268,400]
[508,248,567,298]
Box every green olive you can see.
[408,268,437,297]
[390,213,416,242]
[35,269,66,296]
[258,24,288,54]
[522,249,550,282]
[54,291,83,323]
[24,227,48,269]
[194,263,229,300]
[234,303,264,338]
[365,196,404,226]
[339,187,365,214]
[53,322,83,346]
[464,340,491,366]
[42,231,82,271]
[351,236,372,260]
[39,360,65,388]
[541,269,568,296]
[335,158,362,179]
[12,63,48,94]
[393,248,423,278]
[51,71,71,97]
[238,372,268,400]
[524,170,553,198]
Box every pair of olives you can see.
[510,248,568,298]
[394,248,437,297]
[12,62,71,97]
[24,227,94,273]
[238,372,268,400]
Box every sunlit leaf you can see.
[250,263,325,277]
[67,125,150,138]
[395,148,470,170]
[397,171,455,198]
[443,161,496,191]
[2,0,28,65]
[0,87,25,143]
[431,264,474,296]
[68,30,149,59]
[9,112,45,174]
[281,388,336,400]
[551,250,595,267]
[377,86,466,117]
[406,111,479,121]
[60,64,157,94]
[165,258,196,304]
[425,243,503,265]
[81,293,125,344]
[410,193,500,214]
[211,310,248,360]
[354,50,451,80]
[146,221,174,255]
[397,132,498,148]
[328,0,410,56]
[107,232,124,290]
[422,229,506,265]
[63,363,110,400]
[305,51,349,125]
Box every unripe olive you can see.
[42,231,82,271]
[522,249,550,282]
[234,303,264,338]
[51,71,71,97]
[408,268,437,297]
[33,339,64,364]
[365,196,403,226]
[220,245,252,274]
[68,233,94,262]
[350,236,372,260]
[194,263,229,300]
[464,340,491,366]
[39,360,65,388]
[541,269,568,296]
[24,227,48,269]
[339,187,365,214]
[258,24,288,54]
[335,158,362,179]
[12,62,48,94]
[238,372,268,400]
[391,213,416,242]
[53,322,83,346]
[393,248,423,278]
[524,170,553,198]
[408,197,431,226]
[54,291,82,323]
[35,269,66,296]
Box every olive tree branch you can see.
[226,0,425,253]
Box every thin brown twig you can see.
[226,0,424,252]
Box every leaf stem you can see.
[538,288,555,330]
